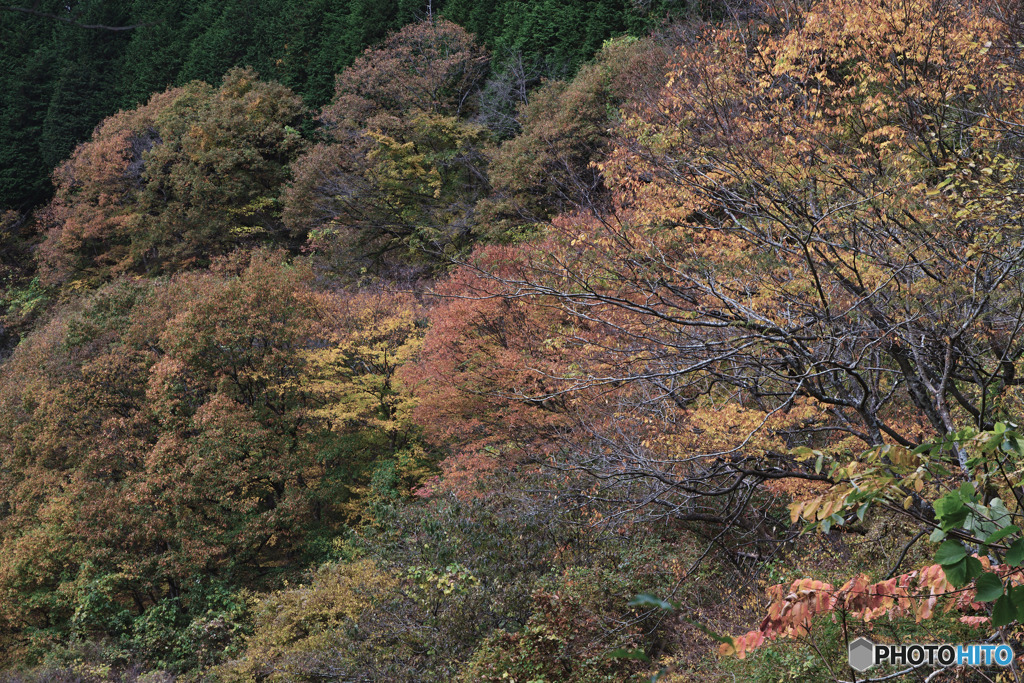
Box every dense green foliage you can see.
[217,487,702,682]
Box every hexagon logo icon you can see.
[849,637,875,672]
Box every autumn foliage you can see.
[0,251,432,663]
[38,68,306,284]
[724,563,985,659]
[283,19,491,275]
[6,0,1024,679]
[404,0,1024,673]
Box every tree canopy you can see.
[39,68,306,284]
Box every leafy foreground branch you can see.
[723,424,1024,681]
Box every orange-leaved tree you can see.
[400,244,578,497]
[38,67,306,285]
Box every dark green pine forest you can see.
[3,0,1024,681]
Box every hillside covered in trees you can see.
[3,0,1024,681]
[0,0,695,212]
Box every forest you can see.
[2,0,1024,681]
